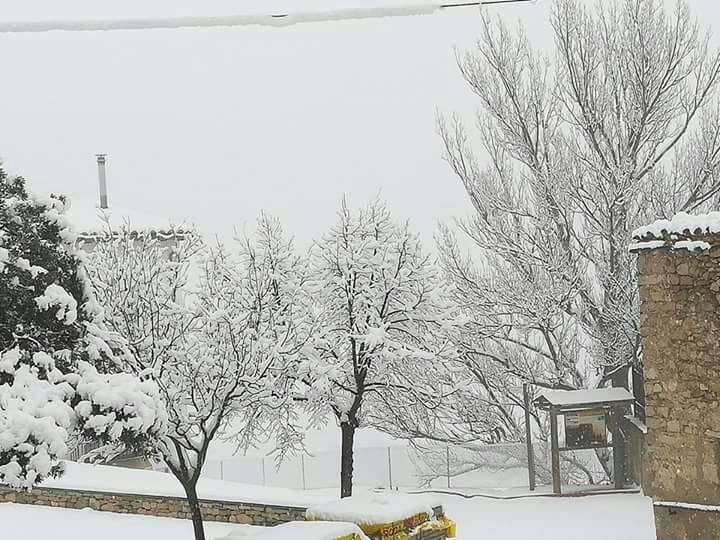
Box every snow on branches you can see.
[0,349,74,489]
[85,213,308,540]
[35,284,78,325]
[0,170,165,490]
[300,198,461,497]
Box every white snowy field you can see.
[3,461,657,538]
[1,492,656,540]
[42,461,331,507]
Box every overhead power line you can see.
[0,1,536,34]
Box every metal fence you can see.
[202,443,530,491]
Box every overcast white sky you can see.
[2,1,717,249]
[1,0,718,455]
[0,0,550,250]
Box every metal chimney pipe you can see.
[96,154,108,209]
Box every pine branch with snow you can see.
[0,168,165,490]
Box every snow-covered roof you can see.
[630,212,720,252]
[536,388,634,409]
[64,198,189,240]
[305,493,440,526]
[222,521,370,540]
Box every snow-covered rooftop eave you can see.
[65,199,191,241]
[630,211,720,253]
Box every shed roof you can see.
[535,387,634,410]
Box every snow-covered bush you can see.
[0,168,165,490]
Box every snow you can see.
[673,240,711,252]
[624,415,648,435]
[0,354,75,489]
[0,6,443,33]
[633,211,720,240]
[64,198,188,238]
[0,502,235,540]
[443,492,655,539]
[43,461,331,507]
[221,521,370,540]
[306,493,440,525]
[538,387,634,407]
[70,362,167,444]
[628,240,666,252]
[654,500,720,513]
[35,283,79,324]
[0,490,656,540]
[629,239,712,252]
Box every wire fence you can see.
[202,443,530,491]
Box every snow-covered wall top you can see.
[630,211,720,253]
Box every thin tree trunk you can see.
[340,421,356,498]
[183,481,206,540]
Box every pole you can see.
[387,447,393,490]
[301,454,307,490]
[446,445,451,489]
[523,383,536,491]
[95,154,108,209]
[261,457,266,486]
[550,407,561,495]
[611,407,625,490]
[219,460,224,481]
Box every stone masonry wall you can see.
[636,232,720,539]
[0,485,306,525]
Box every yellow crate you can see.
[350,512,456,540]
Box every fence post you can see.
[523,383,536,491]
[261,457,266,486]
[387,446,393,490]
[301,454,307,490]
[446,445,451,489]
[220,460,224,481]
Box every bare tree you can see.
[301,198,460,497]
[435,0,720,471]
[86,215,306,540]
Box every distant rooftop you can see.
[64,198,190,241]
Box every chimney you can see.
[96,154,108,209]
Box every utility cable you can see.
[0,1,537,34]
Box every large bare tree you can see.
[436,0,720,457]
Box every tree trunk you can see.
[182,481,206,540]
[340,421,356,498]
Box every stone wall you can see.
[0,485,306,525]
[634,231,720,540]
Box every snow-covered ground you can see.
[1,491,656,540]
[1,503,236,540]
[43,461,331,507]
[3,460,657,538]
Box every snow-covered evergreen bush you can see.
[0,168,165,490]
